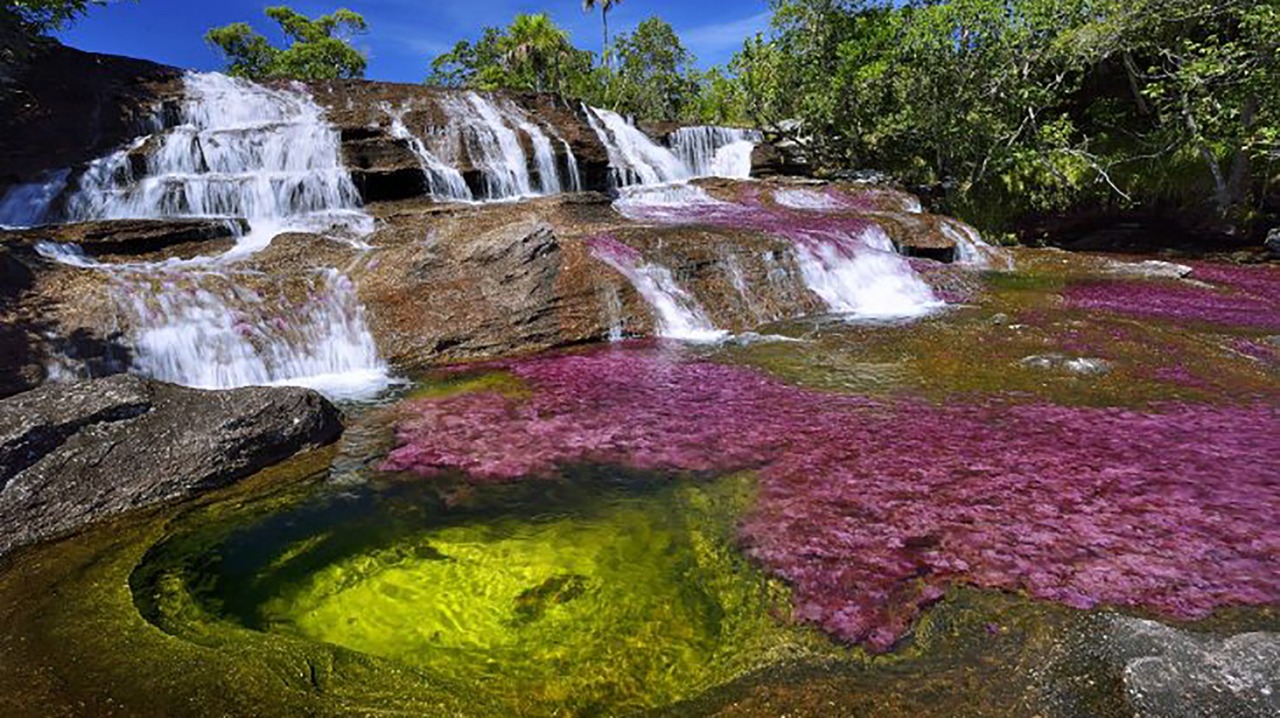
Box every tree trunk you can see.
[602,10,610,69]
[1225,95,1258,210]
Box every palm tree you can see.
[582,0,622,68]
[502,13,572,93]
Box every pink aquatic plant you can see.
[1064,264,1280,330]
[383,348,1280,651]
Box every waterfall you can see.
[588,236,726,343]
[64,72,371,237]
[36,243,391,400]
[613,184,942,320]
[119,267,390,400]
[583,106,689,188]
[384,103,473,202]
[669,126,761,179]
[563,140,583,193]
[499,99,563,195]
[939,217,1014,269]
[30,72,391,400]
[434,93,534,200]
[789,227,942,318]
[0,170,70,228]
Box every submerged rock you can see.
[1101,616,1279,717]
[0,375,341,554]
[1019,353,1113,375]
[1104,259,1194,280]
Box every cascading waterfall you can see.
[384,103,474,202]
[36,243,392,400]
[64,72,371,238]
[35,72,391,399]
[615,184,942,322]
[426,92,582,200]
[588,236,725,343]
[0,170,70,228]
[669,126,762,179]
[119,267,389,400]
[499,99,564,195]
[788,226,942,318]
[583,106,689,187]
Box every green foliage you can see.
[427,14,733,125]
[727,0,1278,233]
[428,14,590,95]
[6,0,103,34]
[205,6,367,81]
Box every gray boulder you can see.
[1266,228,1280,258]
[0,374,342,554]
[1101,616,1279,718]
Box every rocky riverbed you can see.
[0,42,1275,718]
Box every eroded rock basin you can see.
[0,250,1277,717]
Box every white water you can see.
[590,242,726,343]
[773,188,845,211]
[500,99,563,195]
[563,140,583,193]
[614,184,942,321]
[670,126,761,179]
[939,217,1014,269]
[121,268,390,401]
[583,106,689,187]
[0,170,70,227]
[36,72,390,400]
[384,103,473,202]
[36,241,392,401]
[427,92,582,200]
[65,73,371,237]
[793,227,943,319]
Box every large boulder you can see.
[0,375,342,554]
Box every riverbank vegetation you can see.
[429,0,1277,241]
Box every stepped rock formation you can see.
[0,43,989,400]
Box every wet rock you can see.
[1101,616,1279,718]
[0,375,342,554]
[2,218,247,259]
[750,142,810,178]
[1105,259,1194,280]
[1019,354,1112,375]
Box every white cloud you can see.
[681,10,771,61]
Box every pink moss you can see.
[382,348,1280,651]
[1064,264,1280,330]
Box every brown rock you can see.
[1,218,248,260]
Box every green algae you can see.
[722,250,1278,407]
[0,449,501,717]
[129,468,836,716]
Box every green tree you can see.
[611,18,698,122]
[582,0,623,67]
[499,13,576,94]
[427,15,591,97]
[205,6,368,81]
[5,0,104,34]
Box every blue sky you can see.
[58,1,773,83]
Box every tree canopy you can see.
[428,14,735,125]
[205,6,368,81]
[727,0,1278,235]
